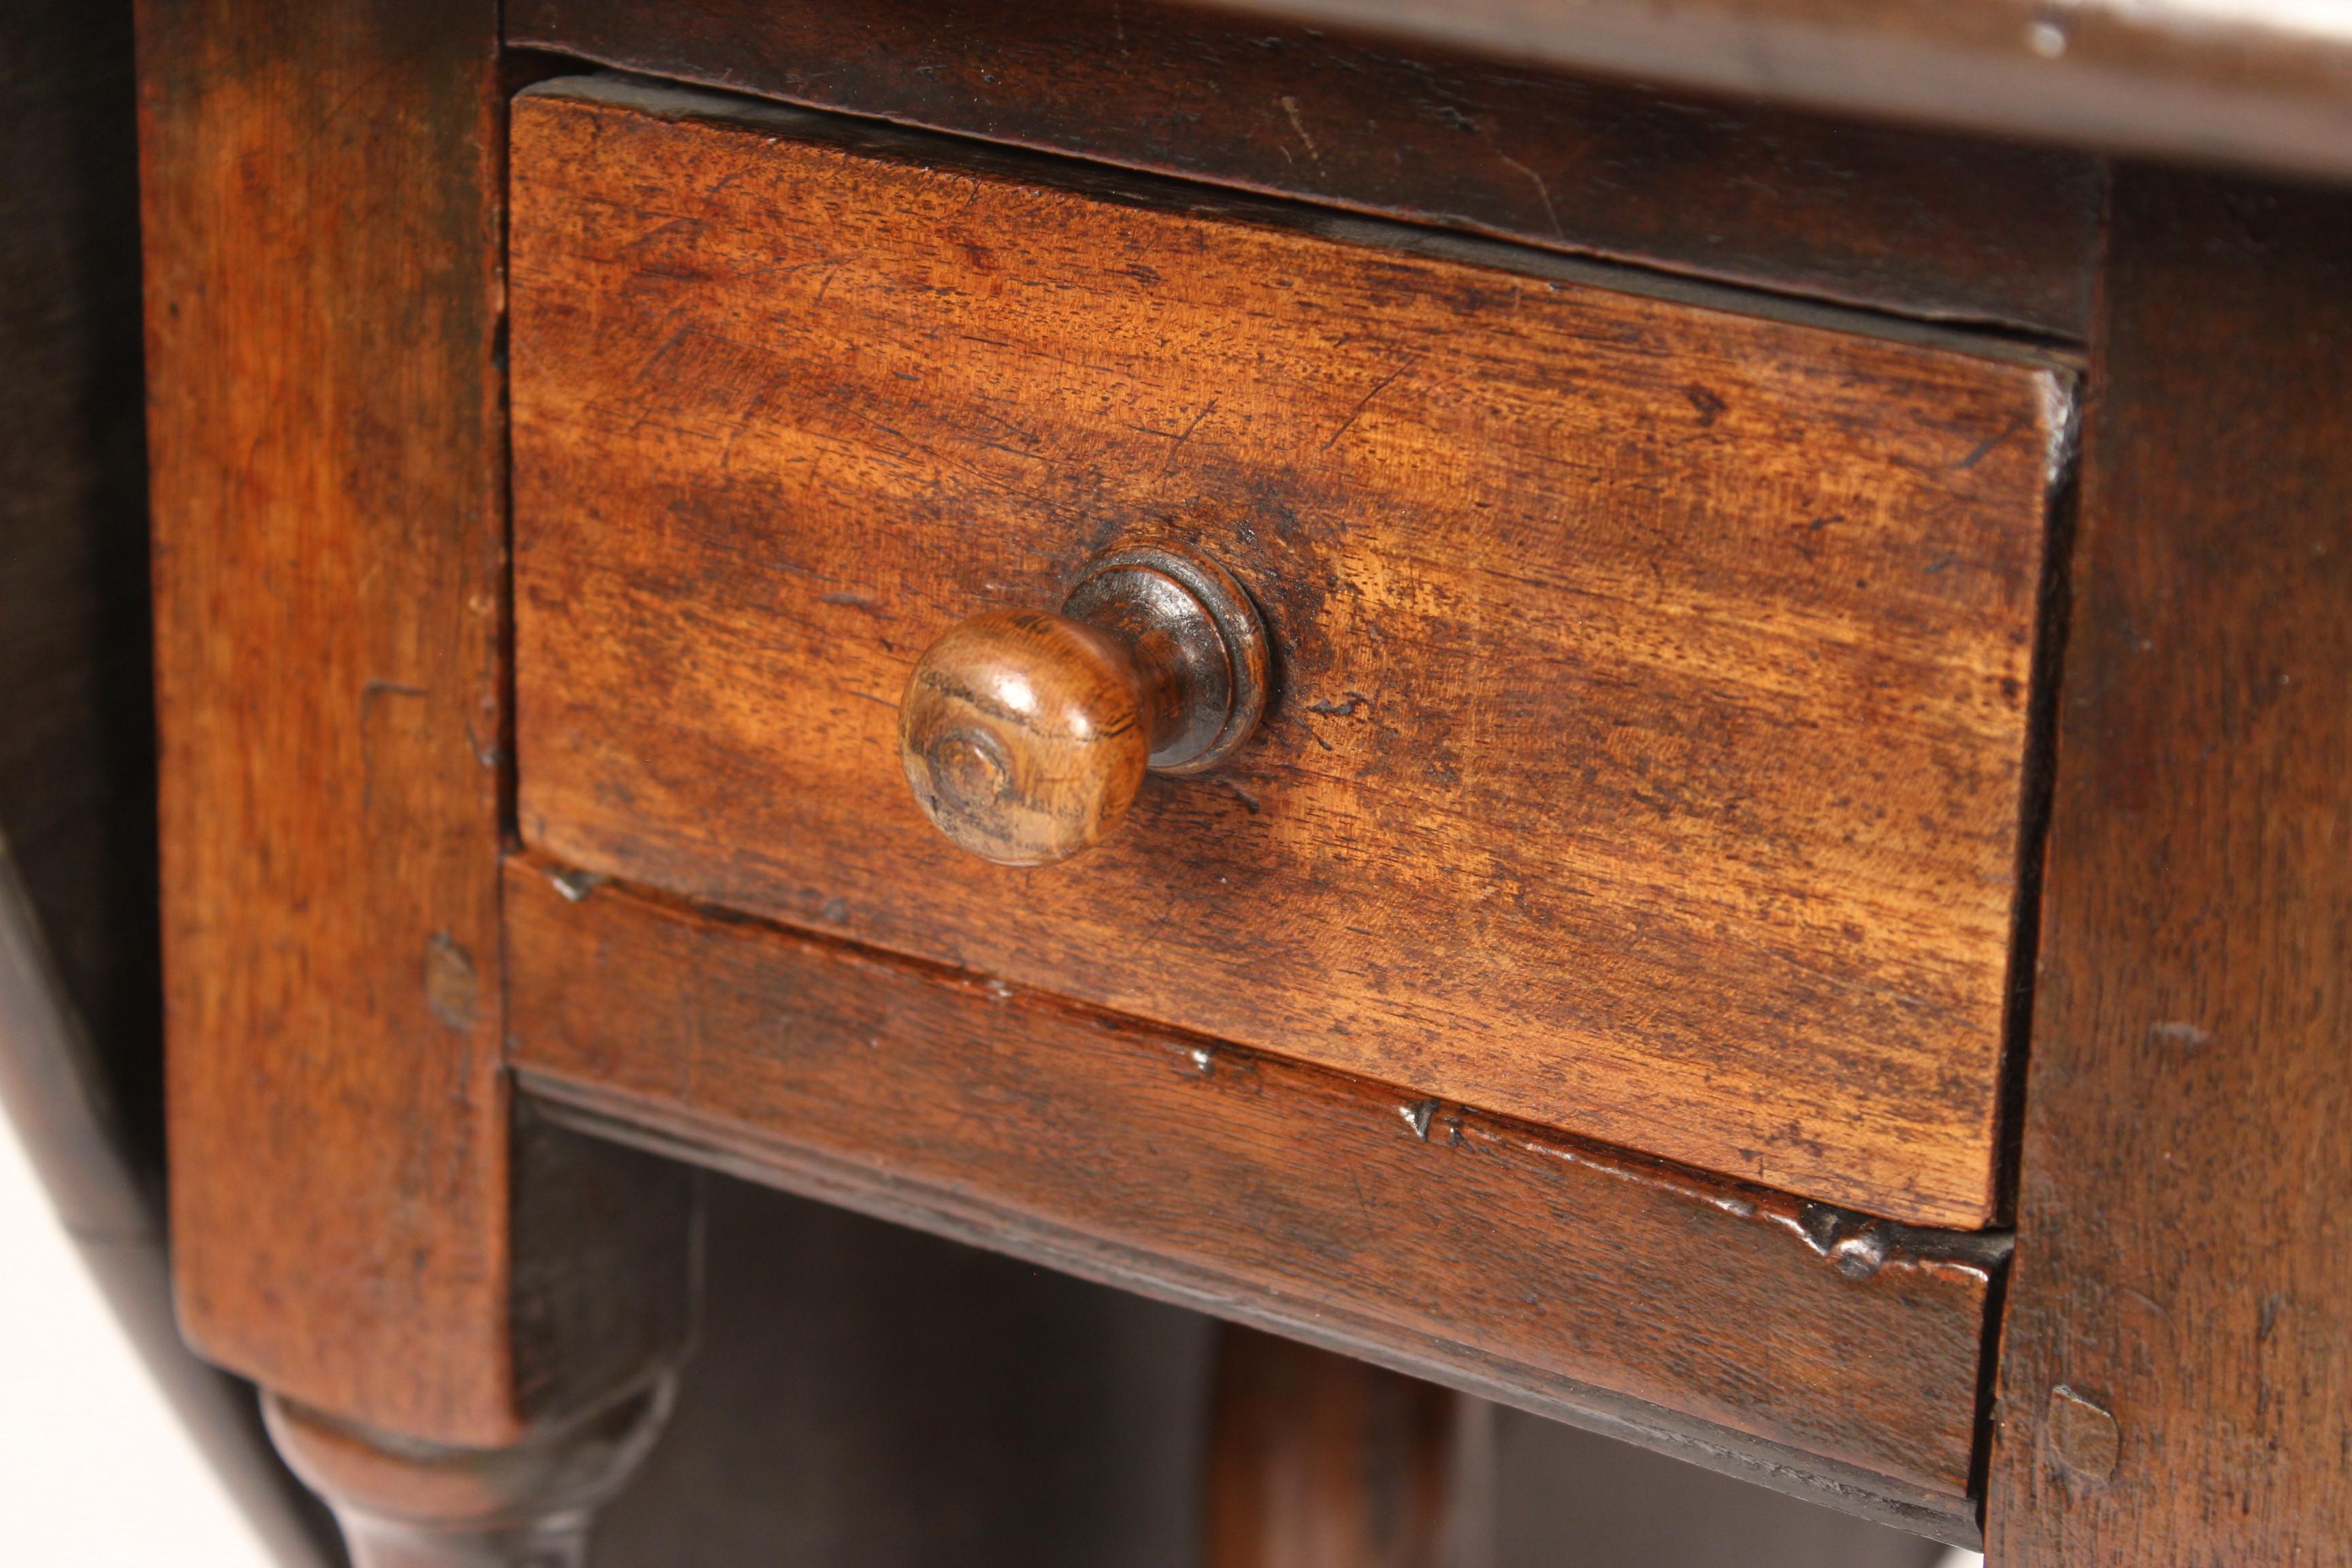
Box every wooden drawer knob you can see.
[900,540,1268,866]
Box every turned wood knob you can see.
[900,540,1269,866]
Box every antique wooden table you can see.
[135,2,2351,1563]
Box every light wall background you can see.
[0,1106,270,1567]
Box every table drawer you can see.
[510,76,2066,1228]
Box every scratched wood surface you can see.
[508,0,2101,338]
[503,858,1995,1543]
[1987,169,2352,1564]
[140,0,518,1442]
[510,77,2064,1228]
[140,5,691,1447]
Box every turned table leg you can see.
[263,1379,673,1568]
[1207,1326,1490,1568]
[140,3,698,1562]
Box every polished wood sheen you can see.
[900,540,1269,865]
[510,78,2065,1227]
[1987,169,2352,1565]
[138,0,692,1472]
[503,858,1996,1544]
[901,610,1152,866]
[264,1379,674,1568]
[138,0,521,1440]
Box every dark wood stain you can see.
[1207,1326,1474,1568]
[506,0,2101,338]
[1988,167,2352,1563]
[0,0,159,1175]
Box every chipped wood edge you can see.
[517,1070,1983,1547]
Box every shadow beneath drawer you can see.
[600,1174,1949,1568]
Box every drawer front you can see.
[510,78,2063,1227]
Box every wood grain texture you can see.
[510,78,2065,1227]
[1987,170,2352,1563]
[5,12,338,1557]
[139,4,692,1444]
[503,857,1997,1544]
[900,609,1155,867]
[900,540,1271,866]
[506,0,2100,338]
[139,0,514,1441]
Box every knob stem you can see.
[899,540,1267,866]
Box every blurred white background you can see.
[0,1107,270,1567]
